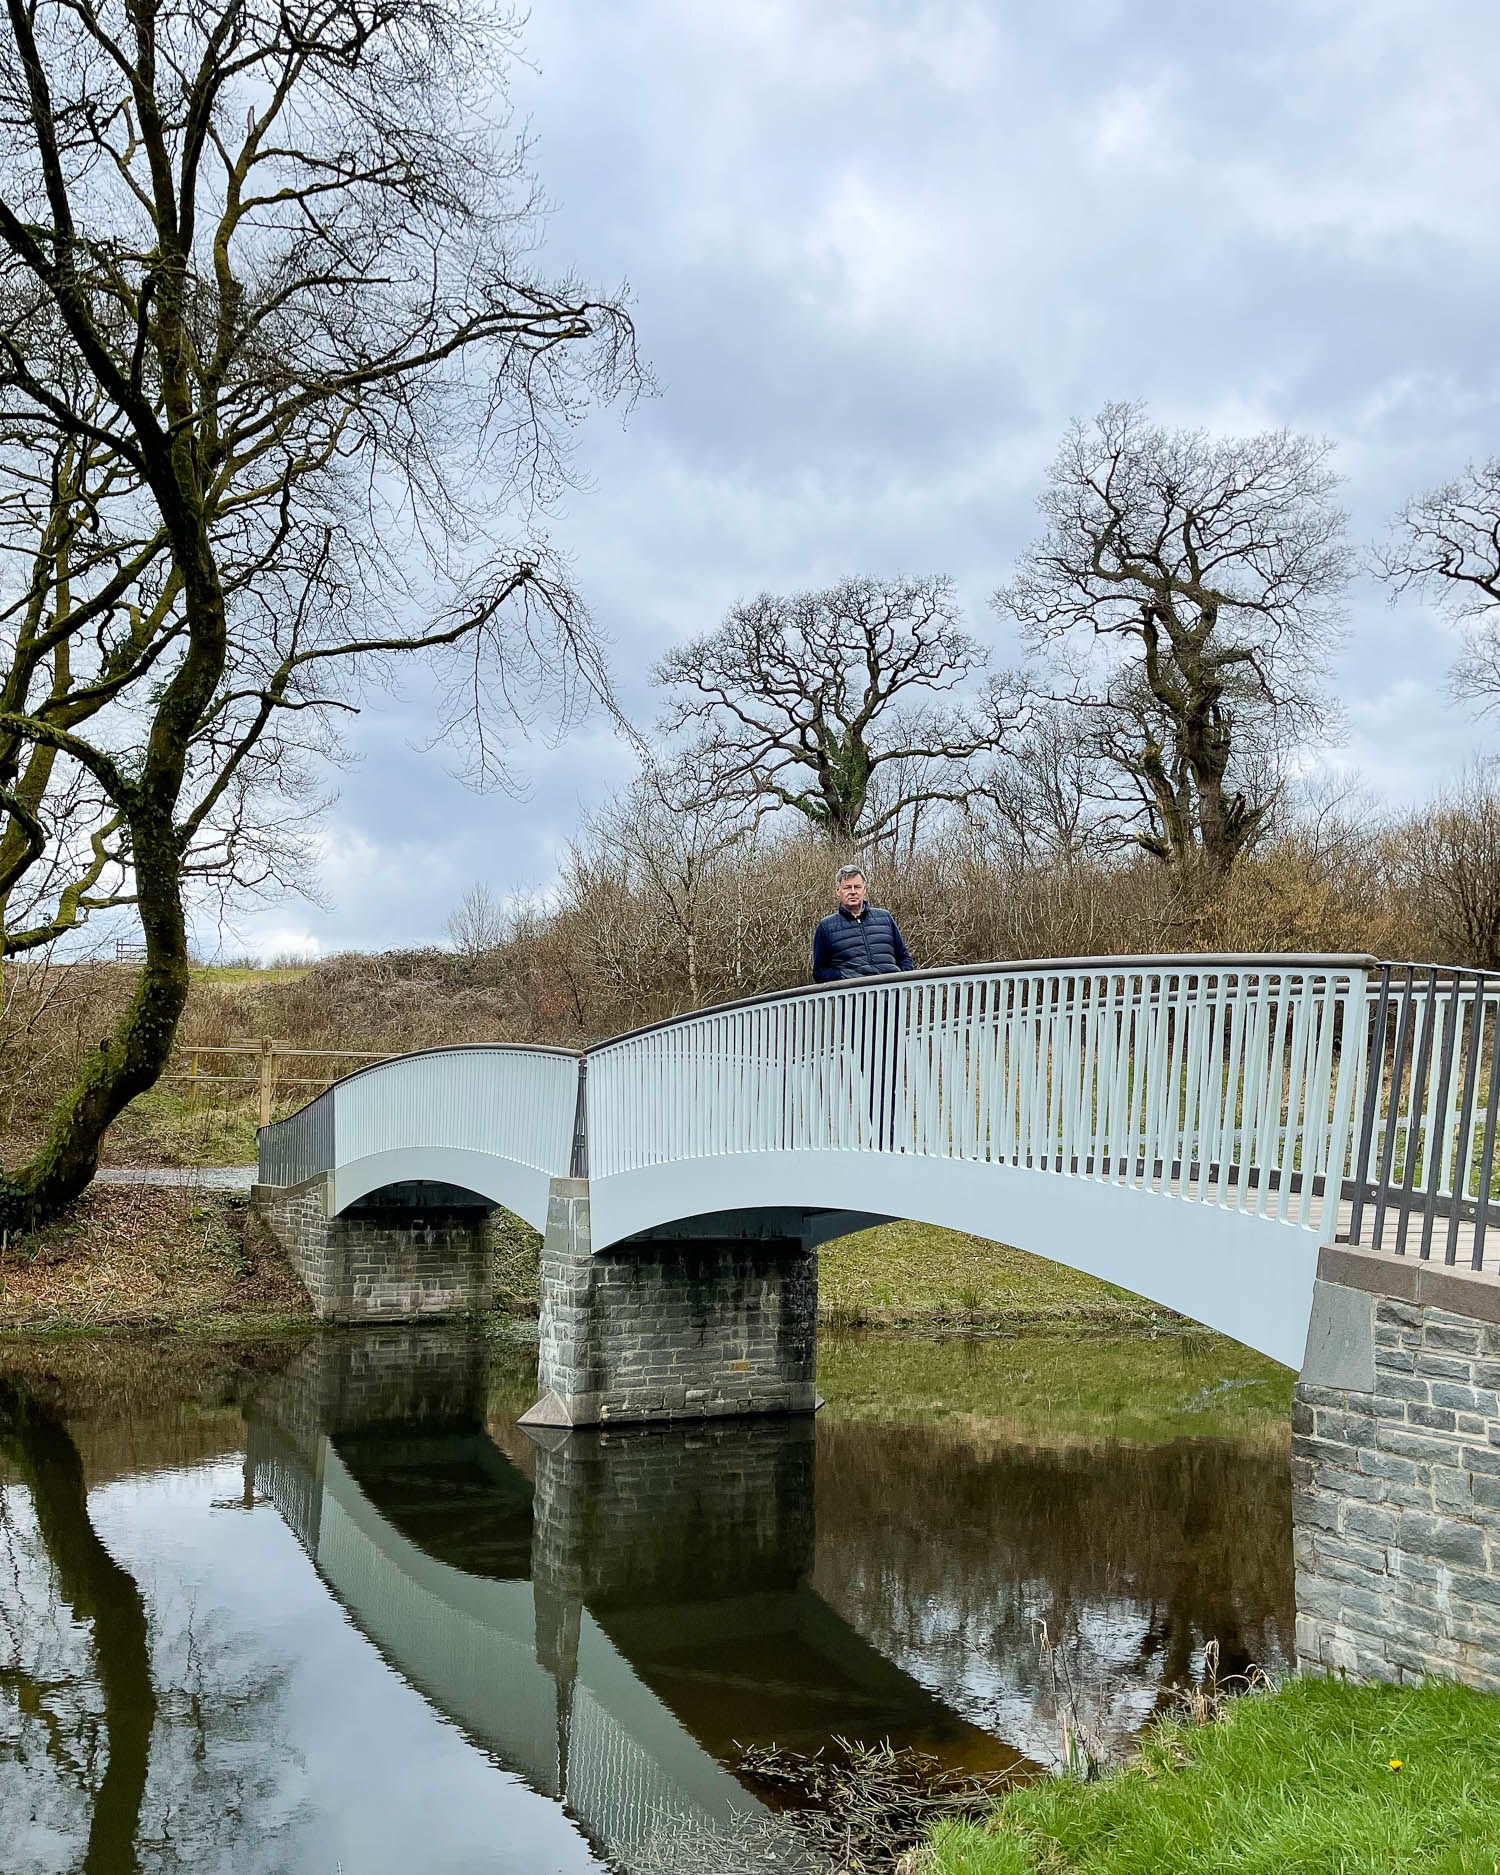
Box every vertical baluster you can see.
[1095,975,1117,1177]
[1235,975,1272,1215]
[1395,973,1440,1255]
[1057,982,1080,1170]
[1348,968,1392,1247]
[1472,987,1500,1271]
[1371,976,1414,1252]
[1059,974,1079,1172]
[1111,973,1136,1182]
[1170,969,1192,1189]
[1216,972,1249,1209]
[1082,975,1102,1176]
[1139,971,1167,1191]
[1277,974,1316,1223]
[1437,984,1470,1208]
[1176,969,1205,1199]
[1300,974,1337,1230]
[1420,972,1463,1260]
[1199,969,1229,1203]
[1441,976,1481,1263]
[1167,971,1192,1192]
[1030,975,1049,1168]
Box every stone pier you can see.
[520,1178,819,1428]
[1295,1243,1500,1691]
[253,1173,492,1320]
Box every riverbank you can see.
[921,1676,1500,1874]
[0,1180,1171,1337]
[0,1183,312,1336]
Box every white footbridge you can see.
[258,955,1500,1370]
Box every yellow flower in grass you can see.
[1389,1759,1403,1771]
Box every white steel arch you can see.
[265,954,1500,1368]
[584,957,1370,1368]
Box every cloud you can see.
[226,0,1500,953]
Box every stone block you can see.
[1427,1324,1484,1355]
[1434,1470,1476,1516]
[1358,1450,1418,1483]
[1418,1355,1478,1383]
[1343,1504,1398,1545]
[1377,1375,1432,1404]
[1397,1515,1488,1569]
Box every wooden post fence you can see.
[159,1040,396,1126]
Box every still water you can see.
[0,1326,1293,1873]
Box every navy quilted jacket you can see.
[811,905,915,982]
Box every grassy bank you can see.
[923,1678,1500,1875]
[0,1184,313,1336]
[820,1324,1293,1444]
[821,1220,1179,1330]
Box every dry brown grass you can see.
[0,1184,311,1333]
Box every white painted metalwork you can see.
[267,955,1500,1366]
[588,956,1367,1224]
[1346,964,1500,1267]
[325,1045,579,1230]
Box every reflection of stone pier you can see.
[246,1329,1014,1872]
[1294,1246,1500,1691]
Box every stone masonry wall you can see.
[527,1178,818,1427]
[252,1174,489,1321]
[1295,1246,1500,1690]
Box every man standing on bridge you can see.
[812,866,915,981]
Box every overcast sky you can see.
[222,0,1500,961]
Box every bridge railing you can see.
[586,956,1373,1239]
[254,954,1500,1277]
[1346,963,1500,1269]
[257,1044,581,1191]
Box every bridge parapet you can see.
[253,954,1500,1369]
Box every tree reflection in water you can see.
[0,1378,155,1875]
[0,1372,300,1875]
[812,1418,1292,1767]
[0,1327,1296,1871]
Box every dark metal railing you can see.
[1347,963,1500,1268]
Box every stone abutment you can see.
[1295,1244,1500,1693]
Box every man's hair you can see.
[834,864,866,886]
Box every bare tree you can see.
[1379,458,1500,708]
[566,763,752,1010]
[971,699,1112,869]
[446,883,508,960]
[654,575,1014,849]
[0,0,640,1224]
[995,403,1350,877]
[1385,767,1500,969]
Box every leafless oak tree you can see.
[654,575,1014,851]
[0,0,639,1223]
[995,403,1349,876]
[1379,459,1500,709]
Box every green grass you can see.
[187,962,309,986]
[819,1323,1293,1443]
[821,1220,1165,1327]
[103,1084,261,1167]
[923,1678,1500,1875]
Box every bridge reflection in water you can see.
[246,1329,1021,1871]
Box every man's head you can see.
[835,864,867,913]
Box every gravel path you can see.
[94,1165,257,1191]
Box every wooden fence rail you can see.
[163,1039,395,1126]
